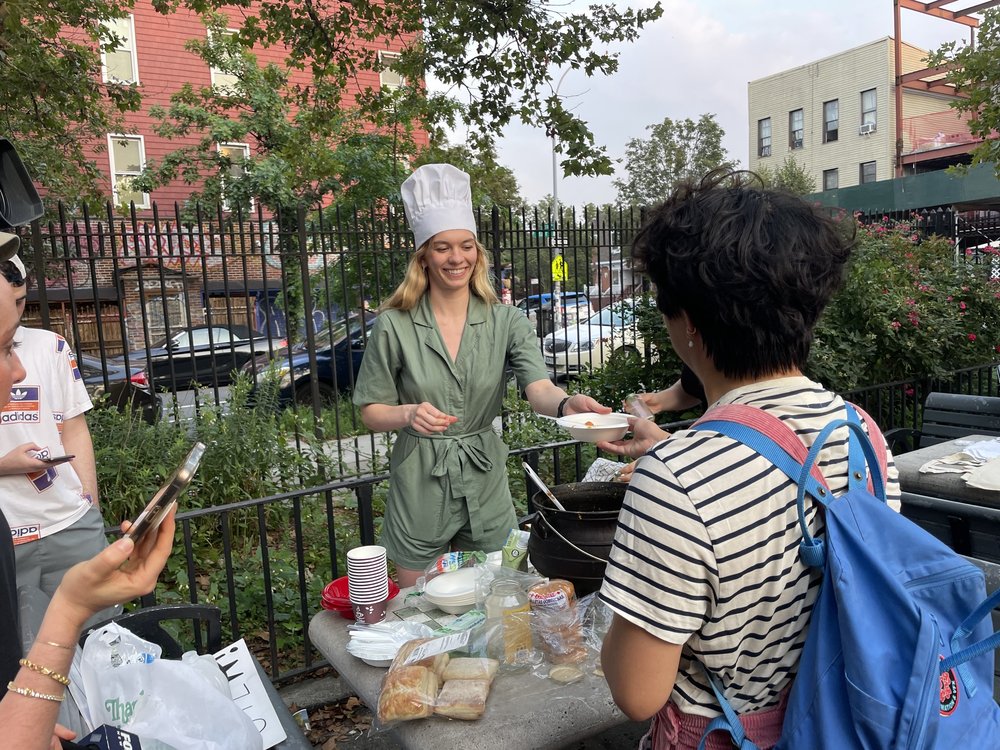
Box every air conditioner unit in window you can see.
[859,123,876,135]
[760,145,771,157]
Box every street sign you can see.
[551,254,566,282]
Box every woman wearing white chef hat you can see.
[353,163,610,586]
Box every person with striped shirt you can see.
[596,170,900,750]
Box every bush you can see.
[809,217,1000,392]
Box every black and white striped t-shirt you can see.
[599,377,901,717]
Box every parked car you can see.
[124,325,277,391]
[78,354,161,423]
[516,292,593,335]
[541,300,645,378]
[244,313,375,406]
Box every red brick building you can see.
[25,2,425,356]
[93,1,426,209]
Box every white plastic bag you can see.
[80,622,263,750]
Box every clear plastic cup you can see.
[625,393,654,420]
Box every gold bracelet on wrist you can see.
[18,658,71,686]
[6,681,65,702]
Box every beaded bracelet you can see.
[19,658,70,686]
[6,681,64,702]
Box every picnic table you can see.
[308,587,637,750]
[894,435,1000,562]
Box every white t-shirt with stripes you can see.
[599,376,901,717]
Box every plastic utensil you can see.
[522,461,567,511]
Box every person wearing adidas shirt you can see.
[0,256,106,603]
[596,170,900,750]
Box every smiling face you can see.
[423,229,479,296]
[0,277,26,407]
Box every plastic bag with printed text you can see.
[79,622,263,750]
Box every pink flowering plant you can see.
[808,216,1000,392]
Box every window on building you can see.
[218,143,252,211]
[823,99,839,143]
[379,51,404,90]
[210,29,240,94]
[789,109,804,149]
[757,118,772,157]
[861,88,877,132]
[860,161,877,184]
[822,168,839,191]
[107,134,149,208]
[101,15,138,84]
[145,295,188,343]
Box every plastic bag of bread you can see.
[378,665,440,722]
[393,637,451,678]
[528,579,587,665]
[440,656,499,683]
[434,678,492,720]
[377,626,501,725]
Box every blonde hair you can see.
[380,237,499,312]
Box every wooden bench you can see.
[885,392,1000,454]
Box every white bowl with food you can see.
[556,412,630,443]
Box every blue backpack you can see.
[691,403,1000,750]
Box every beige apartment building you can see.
[748,37,975,192]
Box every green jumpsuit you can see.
[352,294,550,570]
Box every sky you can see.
[438,0,983,207]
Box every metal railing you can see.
[140,361,999,684]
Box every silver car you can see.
[542,301,644,377]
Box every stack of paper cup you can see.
[347,545,389,624]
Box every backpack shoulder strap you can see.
[694,404,831,500]
[847,403,889,491]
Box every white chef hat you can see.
[400,164,477,250]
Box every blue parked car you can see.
[516,292,592,334]
[243,312,375,406]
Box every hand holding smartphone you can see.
[39,454,75,466]
[125,442,206,546]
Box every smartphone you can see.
[40,454,75,466]
[124,442,206,546]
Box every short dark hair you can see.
[631,169,854,380]
[0,261,25,288]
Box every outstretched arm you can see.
[0,509,175,750]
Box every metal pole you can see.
[550,67,570,333]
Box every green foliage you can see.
[91,375,320,539]
[0,0,142,207]
[926,8,1000,177]
[134,13,417,214]
[808,217,1000,392]
[138,0,663,213]
[755,156,816,195]
[614,114,738,206]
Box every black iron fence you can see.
[12,199,997,422]
[141,361,1000,684]
[11,200,1000,685]
[16,200,645,418]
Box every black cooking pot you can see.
[525,481,627,596]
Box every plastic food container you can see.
[423,567,482,614]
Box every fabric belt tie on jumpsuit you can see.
[403,425,495,539]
